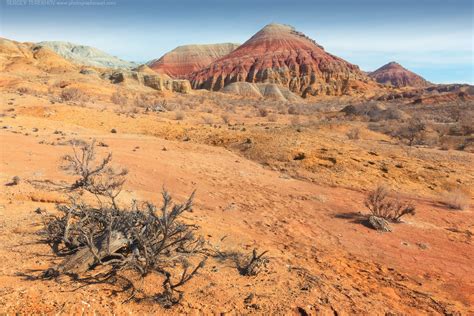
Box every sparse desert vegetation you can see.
[0,10,473,315]
[1,81,472,313]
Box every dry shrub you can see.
[209,247,269,277]
[174,111,185,120]
[236,249,269,276]
[347,127,360,140]
[59,139,128,197]
[442,189,470,210]
[257,107,268,117]
[365,185,415,223]
[288,105,300,115]
[221,114,230,124]
[60,87,83,102]
[40,140,206,308]
[393,117,426,146]
[111,90,128,106]
[134,93,154,108]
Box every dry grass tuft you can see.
[442,189,470,210]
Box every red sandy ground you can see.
[0,112,472,314]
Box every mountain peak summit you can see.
[260,23,295,32]
[370,61,430,88]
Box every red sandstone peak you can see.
[148,43,239,79]
[191,23,372,96]
[369,61,430,88]
[225,23,325,57]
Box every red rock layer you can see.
[148,43,239,79]
[190,23,372,96]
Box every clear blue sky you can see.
[1,0,473,84]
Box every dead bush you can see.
[60,88,83,102]
[442,189,470,210]
[205,243,270,277]
[346,127,360,140]
[40,140,206,308]
[393,117,426,146]
[257,107,268,117]
[111,90,128,106]
[288,105,300,115]
[59,139,128,199]
[221,114,230,124]
[236,249,269,276]
[364,186,415,230]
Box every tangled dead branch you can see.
[237,249,269,276]
[40,140,206,307]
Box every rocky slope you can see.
[0,38,77,74]
[222,82,299,101]
[148,43,239,78]
[369,62,430,88]
[36,41,136,69]
[191,23,374,96]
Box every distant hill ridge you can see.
[36,41,136,69]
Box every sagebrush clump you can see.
[364,185,415,231]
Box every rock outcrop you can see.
[36,41,136,69]
[369,62,430,88]
[148,43,239,78]
[190,23,372,97]
[222,82,300,101]
[103,69,191,93]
